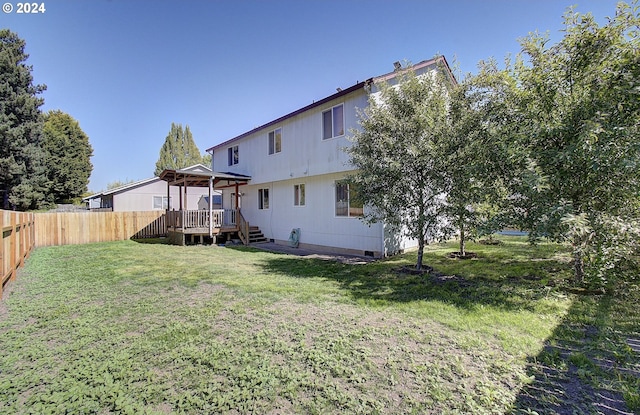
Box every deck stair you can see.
[249,226,268,244]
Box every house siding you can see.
[212,88,385,255]
[111,180,208,212]
[209,58,452,256]
[213,90,368,184]
[241,173,384,256]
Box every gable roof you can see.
[83,165,214,201]
[82,177,160,201]
[207,56,454,152]
[178,163,212,173]
[207,80,370,152]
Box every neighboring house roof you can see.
[199,195,222,203]
[207,56,454,152]
[83,164,214,201]
[82,177,159,201]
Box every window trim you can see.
[268,128,282,155]
[322,103,345,140]
[334,181,363,218]
[228,145,239,166]
[294,183,305,207]
[152,195,171,210]
[258,188,269,210]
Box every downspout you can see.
[381,221,385,258]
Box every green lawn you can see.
[0,237,638,414]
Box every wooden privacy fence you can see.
[1,210,166,298]
[1,210,36,300]
[34,210,166,247]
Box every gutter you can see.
[207,79,372,152]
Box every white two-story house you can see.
[207,56,454,257]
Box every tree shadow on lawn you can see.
[251,247,563,313]
[512,288,640,415]
[131,237,170,245]
[240,244,639,413]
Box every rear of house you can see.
[208,57,452,257]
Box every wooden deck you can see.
[166,209,250,245]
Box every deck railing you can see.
[237,209,250,245]
[166,209,236,230]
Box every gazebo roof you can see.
[158,168,251,188]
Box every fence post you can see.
[9,211,16,282]
[0,211,4,300]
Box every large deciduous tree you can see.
[509,2,640,284]
[348,64,453,270]
[0,29,49,210]
[154,123,209,176]
[42,110,93,203]
[442,64,516,257]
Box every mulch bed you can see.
[447,251,478,259]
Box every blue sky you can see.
[3,0,620,192]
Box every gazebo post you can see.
[183,177,188,209]
[235,182,239,212]
[208,176,213,238]
[166,181,170,212]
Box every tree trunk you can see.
[573,245,585,284]
[416,198,426,270]
[459,218,466,257]
[416,238,425,271]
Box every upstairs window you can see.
[258,188,269,210]
[228,145,239,166]
[322,104,344,140]
[294,184,305,206]
[335,181,363,217]
[268,128,282,155]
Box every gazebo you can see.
[158,167,251,245]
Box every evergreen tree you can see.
[42,110,93,203]
[0,29,49,210]
[154,123,208,176]
[106,179,135,190]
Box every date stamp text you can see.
[3,3,46,14]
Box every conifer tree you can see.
[42,110,93,203]
[154,123,208,176]
[0,29,49,210]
